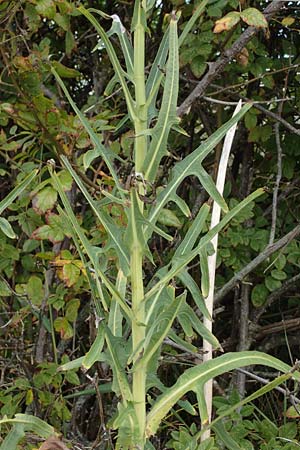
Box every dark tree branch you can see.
[251,273,300,324]
[214,224,300,305]
[177,0,286,117]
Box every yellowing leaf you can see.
[26,389,34,406]
[32,187,57,214]
[213,11,240,33]
[62,263,81,287]
[282,16,295,27]
[285,405,300,419]
[240,8,268,29]
[54,317,74,339]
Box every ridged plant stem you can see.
[132,1,147,447]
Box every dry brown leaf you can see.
[237,47,249,66]
[38,436,70,450]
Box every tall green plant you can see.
[2,2,299,450]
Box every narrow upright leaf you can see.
[61,156,130,275]
[143,14,179,181]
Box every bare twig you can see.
[237,367,300,404]
[177,0,286,117]
[214,224,300,305]
[269,72,288,244]
[251,273,300,324]
[203,96,292,106]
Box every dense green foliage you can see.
[0,0,300,449]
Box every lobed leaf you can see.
[146,351,300,437]
[78,6,136,120]
[61,156,130,275]
[147,104,252,234]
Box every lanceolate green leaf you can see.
[105,326,133,403]
[145,188,264,300]
[50,168,134,321]
[213,422,243,450]
[147,104,252,233]
[143,15,179,181]
[200,247,210,298]
[61,156,130,275]
[133,292,184,371]
[173,203,210,260]
[0,424,25,450]
[109,269,127,337]
[145,27,169,120]
[0,169,37,215]
[82,323,105,370]
[0,414,55,439]
[178,270,210,320]
[51,69,123,193]
[178,0,208,48]
[145,351,300,437]
[78,6,136,120]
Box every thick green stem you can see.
[132,2,147,447]
[133,3,147,173]
[131,246,146,445]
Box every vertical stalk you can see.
[133,1,147,173]
[131,1,147,446]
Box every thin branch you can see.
[202,96,292,106]
[214,224,300,305]
[251,272,300,324]
[208,85,300,136]
[237,368,300,404]
[269,71,289,245]
[177,0,286,117]
[207,64,299,96]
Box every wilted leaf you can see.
[240,8,268,29]
[213,12,240,33]
[237,47,249,67]
[285,405,300,419]
[62,262,81,287]
[32,213,69,243]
